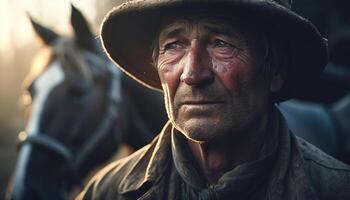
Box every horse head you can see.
[11,5,124,199]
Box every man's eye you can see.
[164,41,183,50]
[209,39,241,58]
[212,39,234,48]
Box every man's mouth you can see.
[180,100,224,107]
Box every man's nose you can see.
[180,40,214,86]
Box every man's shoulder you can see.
[297,137,350,170]
[76,142,156,200]
[76,122,174,200]
[296,137,350,199]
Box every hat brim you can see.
[101,0,328,102]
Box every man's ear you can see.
[270,66,286,93]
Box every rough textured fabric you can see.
[76,107,350,200]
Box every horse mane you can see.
[52,38,93,80]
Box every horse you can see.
[279,93,350,164]
[279,100,339,156]
[9,5,167,200]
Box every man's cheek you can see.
[162,83,176,122]
[159,69,180,118]
[160,65,182,93]
[214,68,240,92]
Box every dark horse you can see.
[10,5,166,200]
[278,62,350,162]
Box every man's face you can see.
[157,17,273,142]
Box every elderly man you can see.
[77,0,350,199]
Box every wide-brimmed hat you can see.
[100,0,328,102]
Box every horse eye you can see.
[69,82,89,97]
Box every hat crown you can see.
[101,0,327,102]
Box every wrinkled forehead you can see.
[156,12,266,59]
[158,16,245,40]
[157,10,264,42]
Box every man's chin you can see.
[177,125,217,143]
[172,117,226,142]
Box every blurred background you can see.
[0,0,349,198]
[0,0,125,197]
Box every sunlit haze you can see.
[0,0,102,59]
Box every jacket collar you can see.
[171,107,281,196]
[118,121,173,194]
[117,108,318,199]
[170,106,318,199]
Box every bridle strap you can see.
[74,61,123,167]
[19,133,73,162]
[16,51,123,188]
[18,132,81,185]
[16,59,123,187]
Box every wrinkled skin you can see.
[157,17,284,143]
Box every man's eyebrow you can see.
[157,21,243,43]
[158,25,186,42]
[202,23,241,38]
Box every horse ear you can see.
[28,14,59,45]
[70,4,95,52]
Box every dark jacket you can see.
[76,109,350,200]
